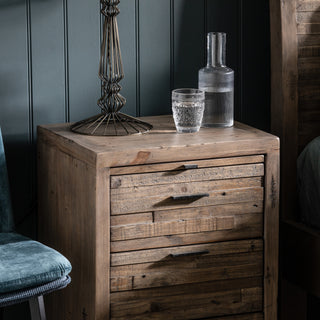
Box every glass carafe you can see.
[198,32,234,127]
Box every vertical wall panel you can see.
[67,0,100,122]
[31,0,66,131]
[30,0,68,238]
[173,0,205,89]
[242,0,270,131]
[0,1,33,236]
[118,0,137,116]
[0,2,30,138]
[139,0,171,116]
[207,0,242,121]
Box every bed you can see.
[270,0,320,318]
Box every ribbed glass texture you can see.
[198,32,234,127]
[172,89,205,133]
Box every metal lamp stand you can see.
[71,0,152,136]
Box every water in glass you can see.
[172,100,204,133]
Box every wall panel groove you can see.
[26,0,37,240]
[67,0,100,122]
[173,0,205,90]
[26,0,33,143]
[170,0,174,93]
[118,0,136,116]
[238,0,244,123]
[139,0,171,116]
[135,0,140,116]
[207,0,241,123]
[63,0,70,123]
[242,0,270,131]
[0,0,34,244]
[204,0,208,62]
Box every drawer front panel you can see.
[111,176,263,215]
[110,239,263,292]
[111,201,263,252]
[111,163,264,215]
[111,163,264,189]
[110,277,263,320]
[205,314,263,320]
[110,155,265,175]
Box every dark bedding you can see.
[297,136,320,228]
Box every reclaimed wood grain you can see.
[111,186,264,215]
[111,177,263,198]
[110,277,263,319]
[110,155,264,175]
[38,116,279,319]
[297,11,320,23]
[297,23,320,34]
[110,249,263,291]
[153,201,263,222]
[110,277,262,302]
[38,117,279,169]
[111,287,262,320]
[264,150,280,320]
[297,1,320,12]
[111,215,234,241]
[270,0,320,318]
[111,214,263,252]
[111,203,263,243]
[111,239,262,266]
[205,313,263,320]
[111,201,263,227]
[110,164,264,189]
[270,0,298,222]
[37,132,110,320]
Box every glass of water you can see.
[172,89,205,133]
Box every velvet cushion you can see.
[0,233,72,293]
[0,127,14,233]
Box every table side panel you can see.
[264,149,280,320]
[37,133,109,320]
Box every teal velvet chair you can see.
[0,127,72,320]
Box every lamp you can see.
[71,0,152,136]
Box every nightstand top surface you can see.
[38,115,279,168]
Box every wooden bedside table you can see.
[37,115,279,320]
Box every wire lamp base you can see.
[70,112,152,136]
[71,0,152,136]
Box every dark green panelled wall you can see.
[1,1,269,318]
[0,0,270,249]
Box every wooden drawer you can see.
[110,279,263,319]
[110,239,263,319]
[110,156,264,252]
[205,314,263,320]
[111,239,263,291]
[111,202,263,252]
[110,157,264,215]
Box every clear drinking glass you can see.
[172,89,205,133]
